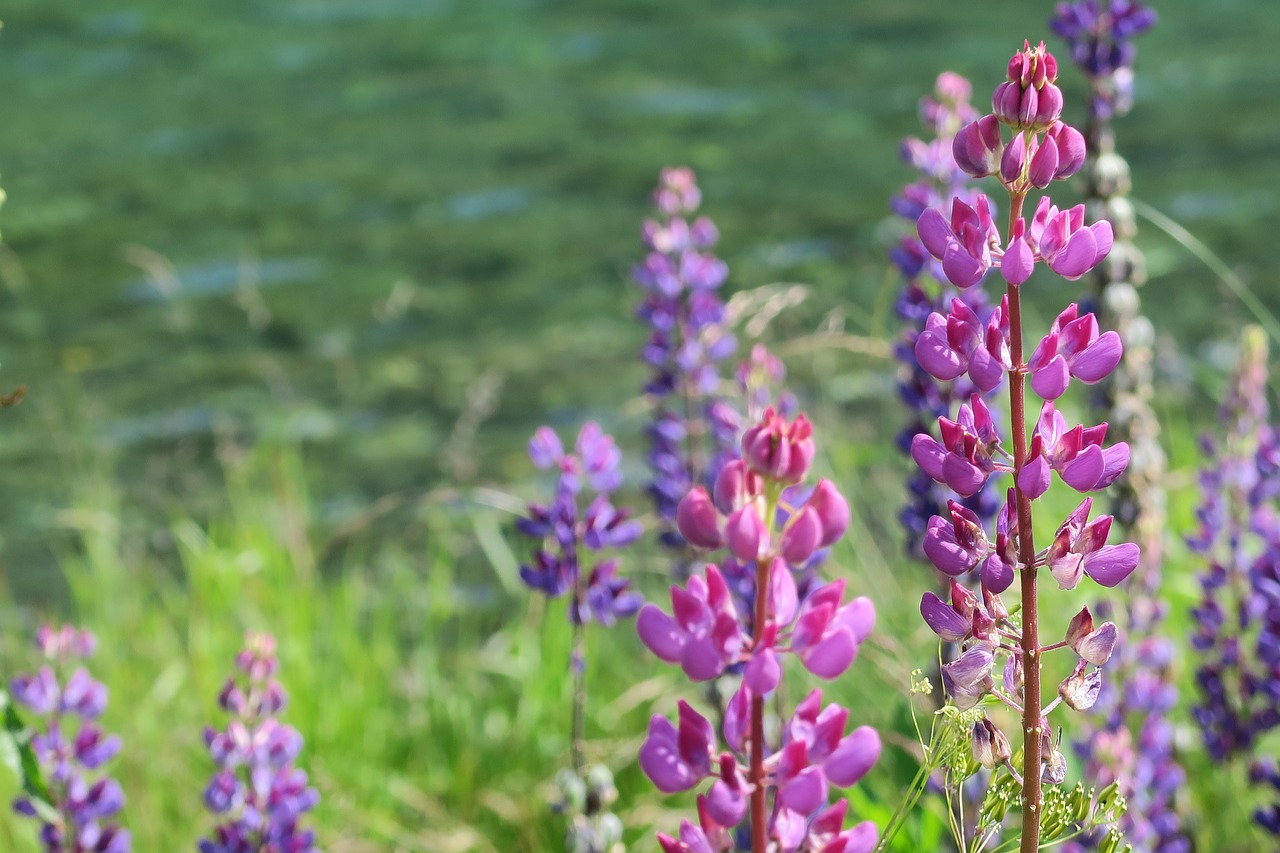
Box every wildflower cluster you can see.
[911,40,1138,852]
[199,633,319,853]
[9,626,129,853]
[1189,327,1280,836]
[891,71,1001,556]
[634,167,738,552]
[638,407,880,852]
[518,421,643,625]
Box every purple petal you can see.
[680,635,727,681]
[1016,455,1051,500]
[942,454,987,498]
[915,330,966,381]
[1000,235,1034,285]
[910,434,948,482]
[825,725,881,786]
[779,766,827,814]
[1083,543,1141,587]
[799,627,857,679]
[1070,331,1123,383]
[640,716,701,793]
[1047,227,1099,280]
[744,647,780,696]
[528,426,563,469]
[916,208,952,259]
[942,243,987,288]
[1089,220,1114,263]
[1095,442,1130,489]
[1031,354,1070,400]
[1060,445,1105,491]
[637,605,685,663]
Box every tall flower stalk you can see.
[517,422,641,851]
[637,406,880,852]
[634,168,738,558]
[9,625,130,853]
[1189,326,1280,837]
[1048,4,1183,851]
[912,41,1138,851]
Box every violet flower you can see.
[198,633,318,853]
[635,168,738,554]
[517,421,643,626]
[1189,328,1280,840]
[10,625,131,853]
[639,405,880,852]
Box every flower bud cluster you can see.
[634,167,739,552]
[517,422,644,626]
[638,408,880,851]
[910,43,1139,837]
[889,72,1002,558]
[9,625,130,853]
[198,633,319,853]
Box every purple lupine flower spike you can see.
[10,625,132,853]
[516,422,642,625]
[199,633,318,853]
[635,168,738,558]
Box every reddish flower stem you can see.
[750,553,770,852]
[1003,190,1044,853]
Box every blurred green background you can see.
[0,0,1275,850]
[0,0,1275,592]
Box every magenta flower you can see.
[1019,402,1130,498]
[1027,304,1123,400]
[916,195,1001,288]
[913,296,1009,392]
[1044,498,1140,589]
[789,580,875,679]
[1027,196,1115,280]
[911,395,1007,497]
[637,564,744,681]
[640,700,716,794]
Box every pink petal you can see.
[1000,234,1034,285]
[779,766,827,814]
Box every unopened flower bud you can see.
[1027,134,1060,188]
[676,487,724,549]
[741,408,814,484]
[712,459,759,514]
[781,506,822,566]
[1046,121,1085,180]
[725,505,764,563]
[953,115,1005,178]
[993,41,1064,131]
[806,479,850,547]
[972,717,1012,768]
